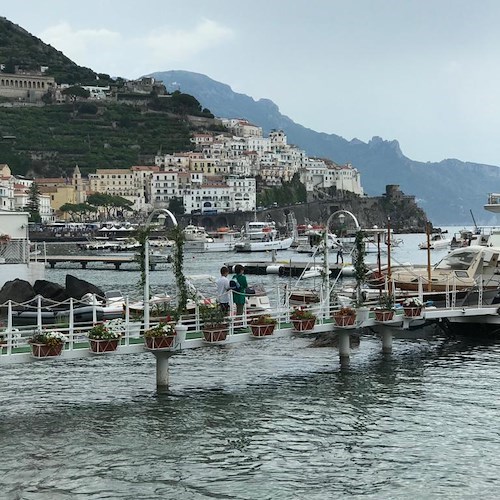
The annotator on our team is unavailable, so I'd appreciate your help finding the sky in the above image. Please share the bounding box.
[3,0,500,166]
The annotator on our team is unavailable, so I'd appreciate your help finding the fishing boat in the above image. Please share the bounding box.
[234,221,293,252]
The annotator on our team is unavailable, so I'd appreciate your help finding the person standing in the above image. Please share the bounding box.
[231,264,248,317]
[336,240,344,264]
[215,266,230,313]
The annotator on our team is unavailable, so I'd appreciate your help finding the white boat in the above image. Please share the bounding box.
[295,230,338,254]
[234,221,293,252]
[183,224,209,242]
[387,245,500,293]
[418,233,451,250]
[184,227,242,252]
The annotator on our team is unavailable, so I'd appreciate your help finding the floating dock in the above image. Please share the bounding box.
[224,260,343,277]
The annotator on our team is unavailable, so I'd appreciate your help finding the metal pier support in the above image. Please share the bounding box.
[153,351,172,392]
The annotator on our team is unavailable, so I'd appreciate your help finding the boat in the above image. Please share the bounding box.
[184,227,242,252]
[234,221,293,252]
[418,233,451,250]
[295,230,338,255]
[388,245,500,293]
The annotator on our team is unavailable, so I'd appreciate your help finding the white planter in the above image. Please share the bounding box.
[175,323,188,344]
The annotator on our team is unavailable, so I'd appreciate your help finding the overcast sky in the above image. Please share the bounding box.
[3,0,500,166]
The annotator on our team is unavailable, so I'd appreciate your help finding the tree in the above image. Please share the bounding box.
[168,197,185,215]
[87,192,133,219]
[62,86,90,100]
[26,182,41,223]
[60,202,97,221]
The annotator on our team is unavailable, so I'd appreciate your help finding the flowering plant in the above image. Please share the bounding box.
[402,297,424,307]
[144,322,176,338]
[250,314,277,325]
[336,306,356,316]
[290,307,316,320]
[88,318,125,340]
[29,329,68,347]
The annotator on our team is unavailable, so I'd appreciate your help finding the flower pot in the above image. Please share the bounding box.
[89,338,120,353]
[203,324,228,343]
[292,318,316,332]
[403,306,423,317]
[175,323,188,343]
[144,335,175,349]
[333,314,356,327]
[250,323,276,337]
[31,342,64,358]
[374,310,395,322]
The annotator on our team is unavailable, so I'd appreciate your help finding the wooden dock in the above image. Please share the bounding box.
[33,254,171,270]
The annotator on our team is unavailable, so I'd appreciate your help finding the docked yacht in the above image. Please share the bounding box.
[389,245,500,293]
[234,221,293,252]
[183,225,241,252]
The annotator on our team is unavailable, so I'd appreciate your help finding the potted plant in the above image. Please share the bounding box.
[290,307,317,332]
[402,297,424,317]
[249,314,277,337]
[144,321,176,350]
[88,318,124,353]
[333,306,357,327]
[29,329,67,358]
[199,304,228,343]
[373,293,395,322]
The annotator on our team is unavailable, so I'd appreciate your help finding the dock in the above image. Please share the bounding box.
[224,260,343,277]
[32,254,171,270]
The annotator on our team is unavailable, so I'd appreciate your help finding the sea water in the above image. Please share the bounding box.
[2,228,500,499]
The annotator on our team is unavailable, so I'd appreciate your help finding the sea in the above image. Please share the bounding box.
[2,227,500,499]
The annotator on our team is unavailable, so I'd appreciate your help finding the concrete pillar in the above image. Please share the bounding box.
[337,330,351,360]
[154,351,171,392]
[381,328,393,353]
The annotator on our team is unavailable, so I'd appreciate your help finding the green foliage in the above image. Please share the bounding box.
[86,192,133,219]
[170,225,188,315]
[0,103,194,176]
[257,173,307,207]
[168,197,185,215]
[62,86,90,99]
[250,314,277,325]
[353,231,369,304]
[27,182,41,223]
[59,202,97,221]
[376,292,394,310]
[199,304,227,328]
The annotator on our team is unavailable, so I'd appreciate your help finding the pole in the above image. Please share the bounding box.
[144,238,150,331]
[386,217,391,294]
[324,227,330,318]
[426,221,432,292]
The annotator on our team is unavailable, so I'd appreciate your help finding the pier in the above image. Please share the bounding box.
[32,254,171,270]
[1,292,499,391]
[224,259,343,277]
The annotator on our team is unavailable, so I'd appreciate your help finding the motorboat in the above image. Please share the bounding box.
[418,233,451,250]
[184,227,242,252]
[295,230,338,255]
[234,221,293,252]
[388,245,500,293]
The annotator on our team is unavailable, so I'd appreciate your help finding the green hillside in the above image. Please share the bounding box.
[0,103,215,177]
[0,16,99,84]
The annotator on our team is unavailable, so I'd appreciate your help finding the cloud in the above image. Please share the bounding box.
[40,19,233,78]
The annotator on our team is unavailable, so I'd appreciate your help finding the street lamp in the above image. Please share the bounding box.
[323,210,360,317]
[143,208,178,330]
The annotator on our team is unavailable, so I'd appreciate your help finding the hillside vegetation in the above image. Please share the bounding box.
[0,101,219,177]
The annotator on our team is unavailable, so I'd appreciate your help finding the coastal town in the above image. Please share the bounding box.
[0,70,363,221]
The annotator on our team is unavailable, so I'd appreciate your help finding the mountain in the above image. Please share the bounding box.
[150,70,500,225]
[0,17,100,84]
